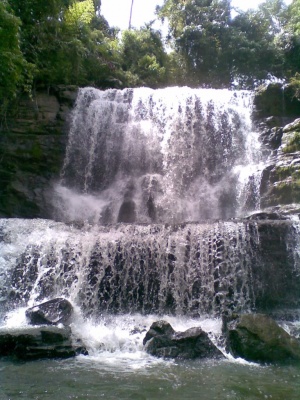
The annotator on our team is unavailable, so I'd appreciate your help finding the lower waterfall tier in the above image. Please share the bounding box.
[1,218,299,318]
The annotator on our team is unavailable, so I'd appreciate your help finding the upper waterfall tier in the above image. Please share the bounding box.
[55,87,264,224]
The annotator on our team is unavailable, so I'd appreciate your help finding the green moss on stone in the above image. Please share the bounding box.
[283,132,300,153]
[271,180,300,204]
[274,166,294,180]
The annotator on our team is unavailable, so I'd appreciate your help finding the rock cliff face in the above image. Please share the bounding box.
[0,86,77,218]
[253,83,300,212]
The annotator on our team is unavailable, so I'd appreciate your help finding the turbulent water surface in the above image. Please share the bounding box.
[1,354,300,399]
[1,310,300,399]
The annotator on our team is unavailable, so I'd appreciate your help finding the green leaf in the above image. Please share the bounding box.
[65,0,95,28]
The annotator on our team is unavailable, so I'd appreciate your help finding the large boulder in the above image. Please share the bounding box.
[226,314,300,363]
[143,320,224,360]
[143,320,175,345]
[0,325,87,361]
[26,298,73,325]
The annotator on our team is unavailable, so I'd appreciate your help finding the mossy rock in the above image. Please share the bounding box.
[265,181,300,206]
[261,160,300,206]
[272,165,300,182]
[282,118,300,133]
[227,314,300,363]
[282,132,300,154]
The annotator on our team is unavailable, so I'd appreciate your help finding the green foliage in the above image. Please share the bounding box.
[120,27,168,88]
[287,0,300,34]
[158,0,290,88]
[164,51,187,86]
[31,141,42,160]
[65,0,95,30]
[0,1,27,99]
[275,165,300,180]
[158,0,232,87]
[271,178,300,205]
[230,5,285,87]
[2,0,300,101]
[5,0,122,89]
[282,0,300,77]
[258,0,289,31]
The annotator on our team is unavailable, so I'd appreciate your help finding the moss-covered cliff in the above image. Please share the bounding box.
[254,83,300,212]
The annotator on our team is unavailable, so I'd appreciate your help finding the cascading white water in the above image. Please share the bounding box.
[53,87,264,224]
[1,215,300,366]
[0,219,258,317]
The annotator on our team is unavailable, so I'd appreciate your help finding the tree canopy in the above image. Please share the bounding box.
[0,1,29,100]
[120,27,168,88]
[157,0,295,88]
[1,0,300,109]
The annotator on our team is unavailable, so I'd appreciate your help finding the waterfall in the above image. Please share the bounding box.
[0,219,257,316]
[2,86,300,320]
[2,87,300,398]
[1,217,299,319]
[53,87,263,224]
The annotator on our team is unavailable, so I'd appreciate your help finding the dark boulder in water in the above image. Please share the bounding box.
[143,320,224,360]
[26,298,73,325]
[225,314,300,363]
[143,320,175,346]
[0,325,88,361]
